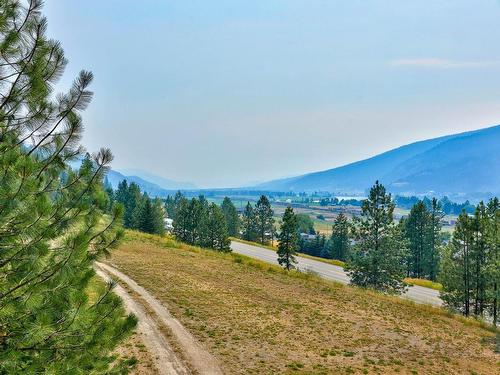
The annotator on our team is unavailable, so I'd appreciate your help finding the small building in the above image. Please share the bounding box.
[164,218,174,232]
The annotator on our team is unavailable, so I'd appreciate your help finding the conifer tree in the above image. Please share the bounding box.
[277,207,299,270]
[221,196,240,237]
[0,1,135,372]
[241,201,257,241]
[255,195,274,245]
[347,181,408,294]
[426,198,444,281]
[329,213,350,261]
[202,203,231,251]
[173,196,191,243]
[440,211,474,316]
[404,201,430,278]
[486,198,499,325]
[125,182,142,229]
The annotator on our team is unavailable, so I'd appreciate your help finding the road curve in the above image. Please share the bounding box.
[230,241,443,307]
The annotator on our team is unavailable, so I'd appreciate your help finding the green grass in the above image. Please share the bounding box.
[404,278,443,291]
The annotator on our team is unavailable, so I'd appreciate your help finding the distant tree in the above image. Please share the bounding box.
[440,211,474,316]
[173,197,230,251]
[221,197,240,236]
[134,194,165,235]
[330,213,350,261]
[103,176,114,212]
[0,1,135,371]
[255,195,275,244]
[151,198,167,235]
[125,182,142,229]
[277,207,299,270]
[296,213,316,234]
[404,201,430,278]
[202,203,231,251]
[426,198,444,281]
[241,202,257,241]
[486,198,499,325]
[173,197,191,243]
[347,181,408,294]
[440,202,500,320]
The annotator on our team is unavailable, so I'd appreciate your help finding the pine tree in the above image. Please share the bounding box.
[426,198,444,281]
[241,201,257,241]
[277,207,299,270]
[173,196,191,243]
[255,195,274,245]
[151,197,166,235]
[126,182,142,229]
[221,196,240,237]
[347,181,408,294]
[486,198,499,325]
[330,213,350,261]
[404,201,430,278]
[0,1,135,372]
[103,176,114,212]
[202,203,231,251]
[440,211,474,316]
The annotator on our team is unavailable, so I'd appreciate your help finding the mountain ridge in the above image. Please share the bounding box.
[255,124,500,197]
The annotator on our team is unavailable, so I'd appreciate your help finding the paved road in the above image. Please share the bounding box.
[230,241,443,307]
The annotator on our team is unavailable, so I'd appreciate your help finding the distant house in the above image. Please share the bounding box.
[300,233,317,241]
[164,218,174,232]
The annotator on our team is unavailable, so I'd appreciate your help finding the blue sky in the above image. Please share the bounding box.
[45,1,500,187]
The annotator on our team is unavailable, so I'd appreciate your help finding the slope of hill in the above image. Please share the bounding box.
[107,231,498,374]
[117,168,196,190]
[106,170,172,197]
[256,125,500,197]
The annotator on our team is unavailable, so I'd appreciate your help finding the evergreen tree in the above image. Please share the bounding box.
[277,207,299,270]
[202,203,231,251]
[0,1,135,372]
[173,197,191,243]
[426,198,444,281]
[440,211,474,316]
[241,201,257,241]
[126,182,142,229]
[486,198,499,325]
[404,201,430,278]
[103,176,114,212]
[296,213,316,234]
[347,181,408,294]
[330,213,350,261]
[151,197,166,235]
[221,197,240,236]
[255,195,274,245]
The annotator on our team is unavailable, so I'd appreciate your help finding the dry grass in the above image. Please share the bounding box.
[107,231,499,374]
[86,277,158,374]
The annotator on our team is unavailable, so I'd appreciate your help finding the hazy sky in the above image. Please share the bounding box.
[45,1,500,188]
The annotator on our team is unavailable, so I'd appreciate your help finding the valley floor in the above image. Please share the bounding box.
[105,231,498,374]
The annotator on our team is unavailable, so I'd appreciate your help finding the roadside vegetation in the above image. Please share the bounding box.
[108,231,499,374]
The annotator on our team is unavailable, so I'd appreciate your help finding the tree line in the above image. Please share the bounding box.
[166,193,232,251]
[106,179,166,235]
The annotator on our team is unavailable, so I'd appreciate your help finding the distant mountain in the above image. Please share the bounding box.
[116,169,196,190]
[256,125,500,198]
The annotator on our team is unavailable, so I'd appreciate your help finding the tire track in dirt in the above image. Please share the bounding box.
[95,262,223,375]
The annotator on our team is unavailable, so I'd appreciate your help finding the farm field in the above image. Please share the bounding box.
[105,231,499,374]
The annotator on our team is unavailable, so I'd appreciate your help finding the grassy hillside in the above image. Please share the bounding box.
[106,232,498,374]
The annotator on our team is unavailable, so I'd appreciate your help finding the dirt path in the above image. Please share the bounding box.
[95,262,223,375]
